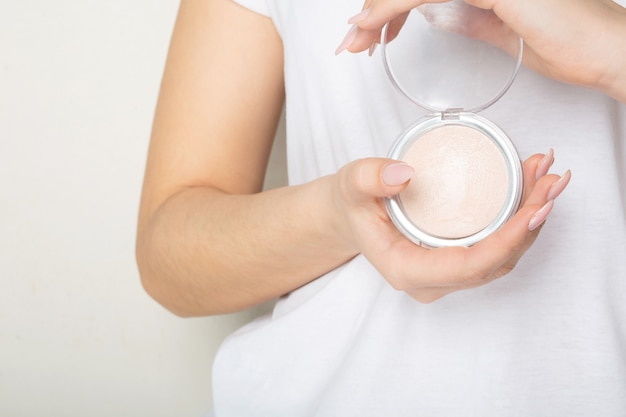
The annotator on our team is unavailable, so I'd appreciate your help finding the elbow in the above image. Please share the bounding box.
[135,236,205,318]
[136,271,193,318]
[136,266,211,318]
[135,251,177,317]
[135,225,264,317]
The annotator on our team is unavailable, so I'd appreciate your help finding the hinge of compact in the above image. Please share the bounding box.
[441,108,462,120]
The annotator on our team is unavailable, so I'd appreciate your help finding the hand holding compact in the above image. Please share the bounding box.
[337,0,626,101]
[331,154,570,302]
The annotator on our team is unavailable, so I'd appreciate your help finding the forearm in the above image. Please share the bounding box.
[136,177,356,317]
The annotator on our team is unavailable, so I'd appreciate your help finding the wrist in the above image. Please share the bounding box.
[595,4,626,102]
[315,173,362,258]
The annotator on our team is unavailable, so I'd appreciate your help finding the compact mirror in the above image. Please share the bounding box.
[382,1,523,113]
[381,3,525,248]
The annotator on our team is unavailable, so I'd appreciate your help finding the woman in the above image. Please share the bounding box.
[136,0,626,415]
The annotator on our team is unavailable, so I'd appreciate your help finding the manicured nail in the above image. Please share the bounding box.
[382,162,414,186]
[535,148,554,180]
[335,24,359,55]
[368,41,378,56]
[547,169,572,201]
[528,200,554,232]
[348,8,370,24]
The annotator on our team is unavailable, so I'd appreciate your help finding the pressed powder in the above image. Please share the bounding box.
[381,5,524,247]
[400,125,509,239]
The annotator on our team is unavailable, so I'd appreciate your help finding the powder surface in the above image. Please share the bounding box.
[400,124,509,239]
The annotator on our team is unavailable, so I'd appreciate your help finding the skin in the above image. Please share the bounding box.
[136,0,581,317]
[344,0,626,102]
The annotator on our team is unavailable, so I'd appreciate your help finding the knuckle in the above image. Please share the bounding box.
[341,159,372,201]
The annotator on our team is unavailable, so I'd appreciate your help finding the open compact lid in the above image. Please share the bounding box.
[381,1,524,114]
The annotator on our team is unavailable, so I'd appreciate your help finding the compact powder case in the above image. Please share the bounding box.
[381,5,524,248]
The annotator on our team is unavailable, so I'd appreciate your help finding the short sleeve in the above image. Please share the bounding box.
[232,0,270,17]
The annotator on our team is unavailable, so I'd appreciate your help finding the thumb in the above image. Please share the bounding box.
[341,158,414,203]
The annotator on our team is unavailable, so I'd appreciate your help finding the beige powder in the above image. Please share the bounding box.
[400,124,509,238]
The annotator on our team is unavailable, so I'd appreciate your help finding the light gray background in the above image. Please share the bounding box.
[0,1,286,415]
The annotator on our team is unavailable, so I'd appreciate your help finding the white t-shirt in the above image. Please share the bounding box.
[214,1,626,415]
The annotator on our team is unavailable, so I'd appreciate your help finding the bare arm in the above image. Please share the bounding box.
[136,0,356,316]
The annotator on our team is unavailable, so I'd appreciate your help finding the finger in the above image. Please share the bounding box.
[417,2,520,56]
[339,158,415,204]
[345,28,381,54]
[339,0,427,54]
[345,1,522,60]
[367,154,570,290]
[363,175,570,306]
[386,13,409,43]
[532,149,555,180]
[462,202,546,281]
[348,13,409,53]
[484,168,571,276]
[521,151,550,203]
[337,4,377,54]
[471,165,571,276]
[523,170,571,208]
[402,203,553,302]
[385,195,550,290]
[356,0,443,31]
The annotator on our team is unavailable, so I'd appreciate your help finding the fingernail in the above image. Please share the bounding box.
[368,41,378,56]
[347,8,370,24]
[536,148,554,180]
[382,162,414,186]
[528,200,554,232]
[547,169,572,201]
[335,24,359,55]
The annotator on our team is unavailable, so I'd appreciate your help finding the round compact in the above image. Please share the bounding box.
[382,4,524,248]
